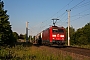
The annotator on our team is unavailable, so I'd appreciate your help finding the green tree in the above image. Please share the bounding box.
[0,1,16,46]
[19,34,27,40]
[70,22,90,45]
[75,28,88,45]
[82,22,90,44]
[13,32,19,40]
[19,34,24,39]
[70,32,77,45]
[78,35,88,45]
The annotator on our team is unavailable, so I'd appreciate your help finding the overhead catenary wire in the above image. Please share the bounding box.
[58,0,90,29]
[39,0,74,26]
[32,0,74,36]
[71,13,90,22]
[36,0,87,33]
[31,0,90,36]
[71,7,90,17]
[61,8,90,24]
[70,0,85,10]
[57,0,90,26]
[61,0,86,23]
[52,0,73,18]
[36,21,52,34]
[73,1,90,10]
[75,1,90,9]
[45,0,74,27]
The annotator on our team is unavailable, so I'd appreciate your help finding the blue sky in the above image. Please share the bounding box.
[2,0,90,36]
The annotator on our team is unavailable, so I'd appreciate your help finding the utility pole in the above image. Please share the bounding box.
[66,10,71,46]
[52,18,59,26]
[26,22,29,42]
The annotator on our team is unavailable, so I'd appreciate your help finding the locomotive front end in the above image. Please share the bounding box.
[50,26,66,45]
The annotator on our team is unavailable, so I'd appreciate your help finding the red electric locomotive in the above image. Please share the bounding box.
[42,26,66,45]
[36,19,66,45]
[36,26,66,45]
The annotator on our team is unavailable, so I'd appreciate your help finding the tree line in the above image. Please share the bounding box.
[69,22,90,45]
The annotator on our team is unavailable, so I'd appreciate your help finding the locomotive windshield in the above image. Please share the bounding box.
[52,29,64,33]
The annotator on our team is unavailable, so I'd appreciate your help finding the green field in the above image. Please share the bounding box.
[0,43,73,60]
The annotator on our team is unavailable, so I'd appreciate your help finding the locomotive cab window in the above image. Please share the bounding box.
[52,29,64,33]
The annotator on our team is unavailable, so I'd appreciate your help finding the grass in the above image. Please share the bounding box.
[0,43,73,60]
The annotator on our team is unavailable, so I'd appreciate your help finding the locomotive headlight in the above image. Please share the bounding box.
[52,35,56,37]
[60,35,64,37]
[53,38,55,39]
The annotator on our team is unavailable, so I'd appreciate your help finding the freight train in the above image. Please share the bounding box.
[35,26,66,46]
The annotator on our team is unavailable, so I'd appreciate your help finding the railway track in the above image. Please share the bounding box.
[33,44,90,60]
[49,45,90,57]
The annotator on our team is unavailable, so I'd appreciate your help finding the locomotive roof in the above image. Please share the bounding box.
[51,26,64,28]
[42,26,65,32]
